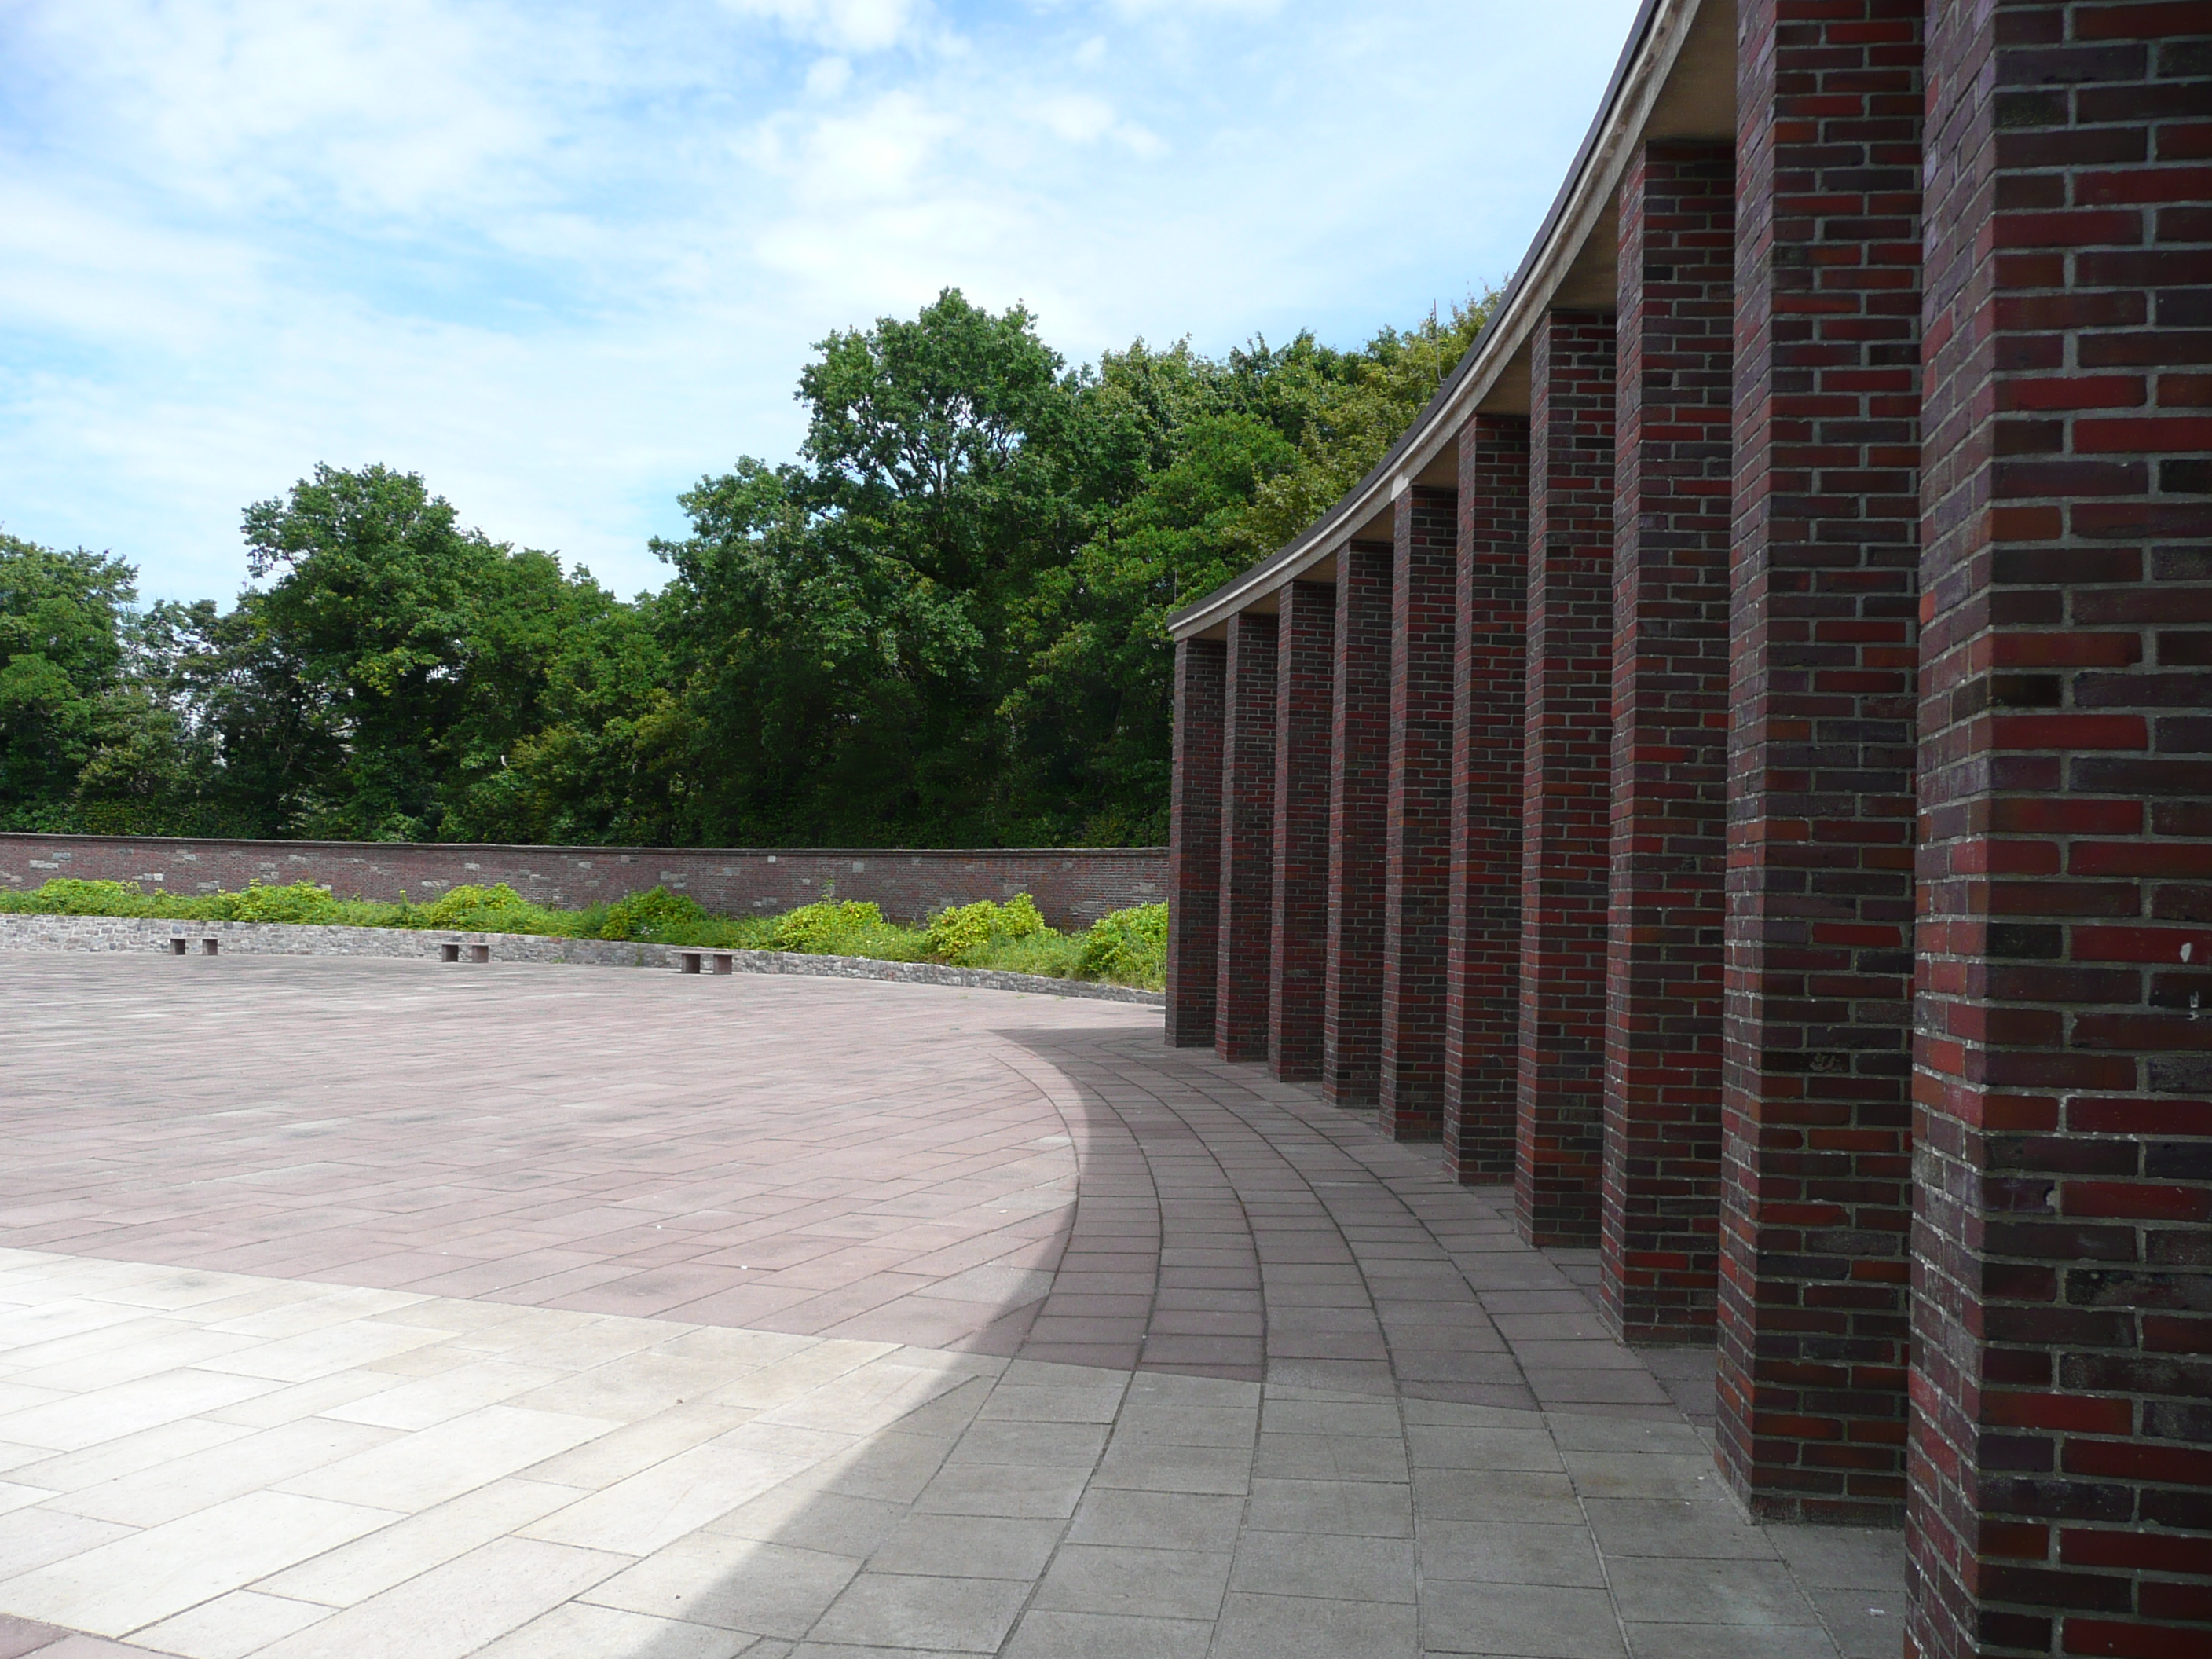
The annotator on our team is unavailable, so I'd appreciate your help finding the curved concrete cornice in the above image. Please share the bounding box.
[1166,0,1733,640]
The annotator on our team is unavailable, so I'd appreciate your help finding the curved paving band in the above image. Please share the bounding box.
[1161,3,2210,1656]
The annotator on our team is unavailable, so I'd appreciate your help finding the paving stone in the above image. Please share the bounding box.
[807,1572,1029,1652]
[1064,1489,1245,1551]
[1033,1544,1232,1620]
[1003,1610,1213,1659]
[1229,1531,1415,1602]
[867,1514,1064,1580]
[1418,1521,1606,1588]
[1243,1478,1413,1537]
[1421,1581,1627,1657]
[0,960,1905,1659]
[1210,1591,1419,1659]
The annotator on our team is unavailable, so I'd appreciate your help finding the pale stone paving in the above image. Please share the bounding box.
[0,954,1903,1657]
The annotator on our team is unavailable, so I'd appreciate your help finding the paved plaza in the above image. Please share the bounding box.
[0,954,1903,1657]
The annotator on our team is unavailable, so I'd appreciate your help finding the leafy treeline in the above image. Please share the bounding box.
[2,288,1489,848]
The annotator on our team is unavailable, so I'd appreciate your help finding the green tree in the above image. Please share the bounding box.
[0,533,211,831]
[651,290,1097,844]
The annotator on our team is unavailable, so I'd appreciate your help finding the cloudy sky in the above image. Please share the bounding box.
[1,0,1643,602]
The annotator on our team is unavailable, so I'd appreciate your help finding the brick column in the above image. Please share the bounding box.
[1601,141,1735,1342]
[1323,540,1393,1107]
[1912,9,2212,1657]
[1515,310,1617,1246]
[1379,485,1459,1140]
[1445,415,1531,1182]
[1719,0,1922,1523]
[1166,635,1225,1048]
[1270,582,1335,1082]
[1216,613,1278,1063]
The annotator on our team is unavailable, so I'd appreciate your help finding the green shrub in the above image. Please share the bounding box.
[925,893,1048,965]
[211,881,346,925]
[594,884,706,941]
[1075,902,1168,989]
[0,877,154,916]
[412,882,534,932]
[771,898,886,954]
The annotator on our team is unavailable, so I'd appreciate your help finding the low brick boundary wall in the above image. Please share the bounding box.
[0,834,1166,929]
[0,914,1165,1007]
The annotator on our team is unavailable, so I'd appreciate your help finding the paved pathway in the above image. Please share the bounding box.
[0,954,1903,1657]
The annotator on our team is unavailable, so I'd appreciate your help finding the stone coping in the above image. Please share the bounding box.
[0,912,1166,1006]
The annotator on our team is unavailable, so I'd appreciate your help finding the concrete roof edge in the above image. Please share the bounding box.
[1164,0,1699,641]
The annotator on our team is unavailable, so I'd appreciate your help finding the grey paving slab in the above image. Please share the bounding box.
[1032,1543,1232,1619]
[1210,1592,1420,1659]
[1229,1530,1417,1602]
[1422,1581,1627,1657]
[1417,1522,1606,1588]
[1002,1610,1212,1659]
[1243,1477,1415,1538]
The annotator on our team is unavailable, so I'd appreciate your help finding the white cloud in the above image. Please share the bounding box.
[721,0,926,54]
[0,0,1646,601]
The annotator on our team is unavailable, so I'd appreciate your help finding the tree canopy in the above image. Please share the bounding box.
[2,286,1491,847]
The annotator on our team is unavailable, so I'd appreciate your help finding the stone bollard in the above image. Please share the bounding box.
[679,952,703,974]
[712,954,734,975]
[469,944,490,964]
[441,943,461,963]
[170,938,189,956]
[201,938,218,956]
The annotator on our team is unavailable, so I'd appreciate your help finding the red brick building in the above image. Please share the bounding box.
[1163,3,2210,1654]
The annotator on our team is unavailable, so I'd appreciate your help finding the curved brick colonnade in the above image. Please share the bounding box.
[1163,3,2210,1656]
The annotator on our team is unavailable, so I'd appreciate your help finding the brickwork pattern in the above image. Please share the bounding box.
[1167,638,1227,1047]
[1912,6,2212,1656]
[0,835,1163,931]
[1515,310,1619,1247]
[1271,582,1337,1082]
[1217,613,1280,1063]
[1379,485,1462,1141]
[1324,542,1396,1106]
[1446,416,1533,1184]
[1719,0,1924,1525]
[1601,141,1737,1343]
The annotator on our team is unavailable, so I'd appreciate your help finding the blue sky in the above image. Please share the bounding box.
[0,0,1643,603]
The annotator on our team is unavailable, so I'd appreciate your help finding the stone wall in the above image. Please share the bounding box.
[0,834,1166,929]
[0,914,1164,1006]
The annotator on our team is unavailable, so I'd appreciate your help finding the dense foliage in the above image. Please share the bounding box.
[0,877,1170,989]
[2,287,1489,848]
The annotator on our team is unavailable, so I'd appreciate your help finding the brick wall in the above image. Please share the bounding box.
[0,835,1165,931]
[1719,0,1924,1525]
[1217,613,1280,1064]
[1913,5,2212,1656]
[1445,415,1532,1183]
[1516,309,1619,1247]
[1271,581,1337,1082]
[1167,637,1227,1046]
[1601,141,1736,1342]
[1324,541,1396,1106]
[1379,485,1461,1141]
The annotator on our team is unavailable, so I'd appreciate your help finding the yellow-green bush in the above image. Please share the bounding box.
[771,898,886,954]
[925,893,1048,965]
[1075,902,1167,989]
[594,884,706,941]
